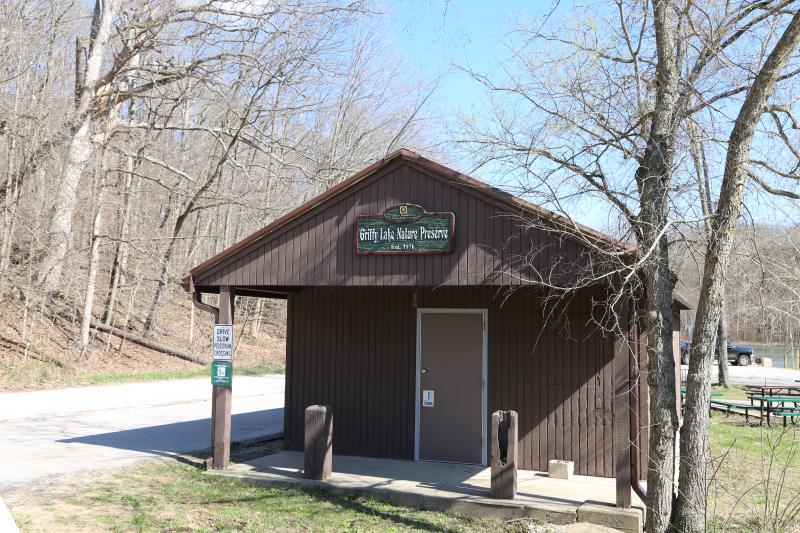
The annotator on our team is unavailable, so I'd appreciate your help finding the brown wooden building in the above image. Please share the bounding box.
[184,150,690,507]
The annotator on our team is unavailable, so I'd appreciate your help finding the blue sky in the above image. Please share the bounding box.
[384,1,800,231]
[385,1,615,230]
[390,1,537,113]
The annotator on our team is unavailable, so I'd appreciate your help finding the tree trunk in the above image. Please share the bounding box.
[189,302,195,347]
[0,56,24,285]
[252,298,264,339]
[91,320,204,365]
[688,120,733,389]
[102,154,135,325]
[38,0,114,293]
[640,2,680,531]
[143,109,252,335]
[674,11,800,532]
[0,140,21,287]
[641,253,679,531]
[79,168,105,355]
[143,233,180,335]
[717,303,731,388]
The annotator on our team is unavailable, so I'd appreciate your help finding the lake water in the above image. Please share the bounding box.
[750,344,798,369]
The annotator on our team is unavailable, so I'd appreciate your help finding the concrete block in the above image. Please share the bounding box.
[354,486,425,510]
[424,495,577,524]
[548,459,574,480]
[757,357,772,367]
[520,501,578,525]
[424,497,526,520]
[563,524,622,533]
[577,502,643,533]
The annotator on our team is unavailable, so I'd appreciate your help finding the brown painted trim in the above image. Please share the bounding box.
[613,295,632,508]
[402,157,633,252]
[189,285,298,297]
[185,152,411,284]
[183,149,635,289]
[629,317,646,501]
[211,286,235,470]
[188,157,408,286]
[192,290,219,322]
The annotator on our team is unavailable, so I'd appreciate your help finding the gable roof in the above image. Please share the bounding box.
[184,149,631,291]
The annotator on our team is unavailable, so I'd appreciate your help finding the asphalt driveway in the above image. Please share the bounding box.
[0,375,284,492]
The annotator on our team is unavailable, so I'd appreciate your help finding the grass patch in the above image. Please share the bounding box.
[70,363,284,387]
[711,385,749,401]
[7,441,519,533]
[707,413,800,531]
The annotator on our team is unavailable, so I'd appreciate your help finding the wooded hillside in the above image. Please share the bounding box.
[673,224,800,346]
[2,0,799,394]
[0,0,436,388]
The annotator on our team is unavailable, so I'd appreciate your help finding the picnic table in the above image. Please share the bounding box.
[681,387,723,411]
[709,399,761,423]
[744,385,800,397]
[747,395,800,426]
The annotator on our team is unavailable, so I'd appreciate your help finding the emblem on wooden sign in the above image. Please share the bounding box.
[355,204,455,254]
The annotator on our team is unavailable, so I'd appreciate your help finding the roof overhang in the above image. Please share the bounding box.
[672,278,695,310]
[182,149,636,292]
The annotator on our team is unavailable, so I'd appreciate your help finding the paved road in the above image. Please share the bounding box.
[0,375,284,493]
[727,364,800,386]
[681,363,800,387]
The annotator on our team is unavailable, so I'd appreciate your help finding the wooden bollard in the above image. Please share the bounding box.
[304,405,333,480]
[490,410,518,499]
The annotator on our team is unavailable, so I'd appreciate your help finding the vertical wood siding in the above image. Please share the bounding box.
[283,285,617,477]
[194,161,574,289]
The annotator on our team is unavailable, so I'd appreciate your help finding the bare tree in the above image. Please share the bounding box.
[0,0,437,364]
[38,0,115,293]
[455,1,800,530]
[688,123,732,387]
[675,10,800,531]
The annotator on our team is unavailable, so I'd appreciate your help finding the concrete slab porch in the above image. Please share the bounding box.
[209,451,645,533]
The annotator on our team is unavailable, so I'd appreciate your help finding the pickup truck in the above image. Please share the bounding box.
[680,341,753,366]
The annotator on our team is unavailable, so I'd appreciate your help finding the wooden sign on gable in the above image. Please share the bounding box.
[355,204,455,255]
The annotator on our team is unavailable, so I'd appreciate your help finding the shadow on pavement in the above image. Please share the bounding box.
[57,408,283,459]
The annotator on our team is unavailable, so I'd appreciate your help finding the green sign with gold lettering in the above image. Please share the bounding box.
[355,204,454,255]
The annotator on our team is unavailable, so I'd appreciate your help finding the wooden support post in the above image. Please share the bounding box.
[613,296,632,508]
[490,410,518,499]
[304,405,333,480]
[212,286,235,470]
